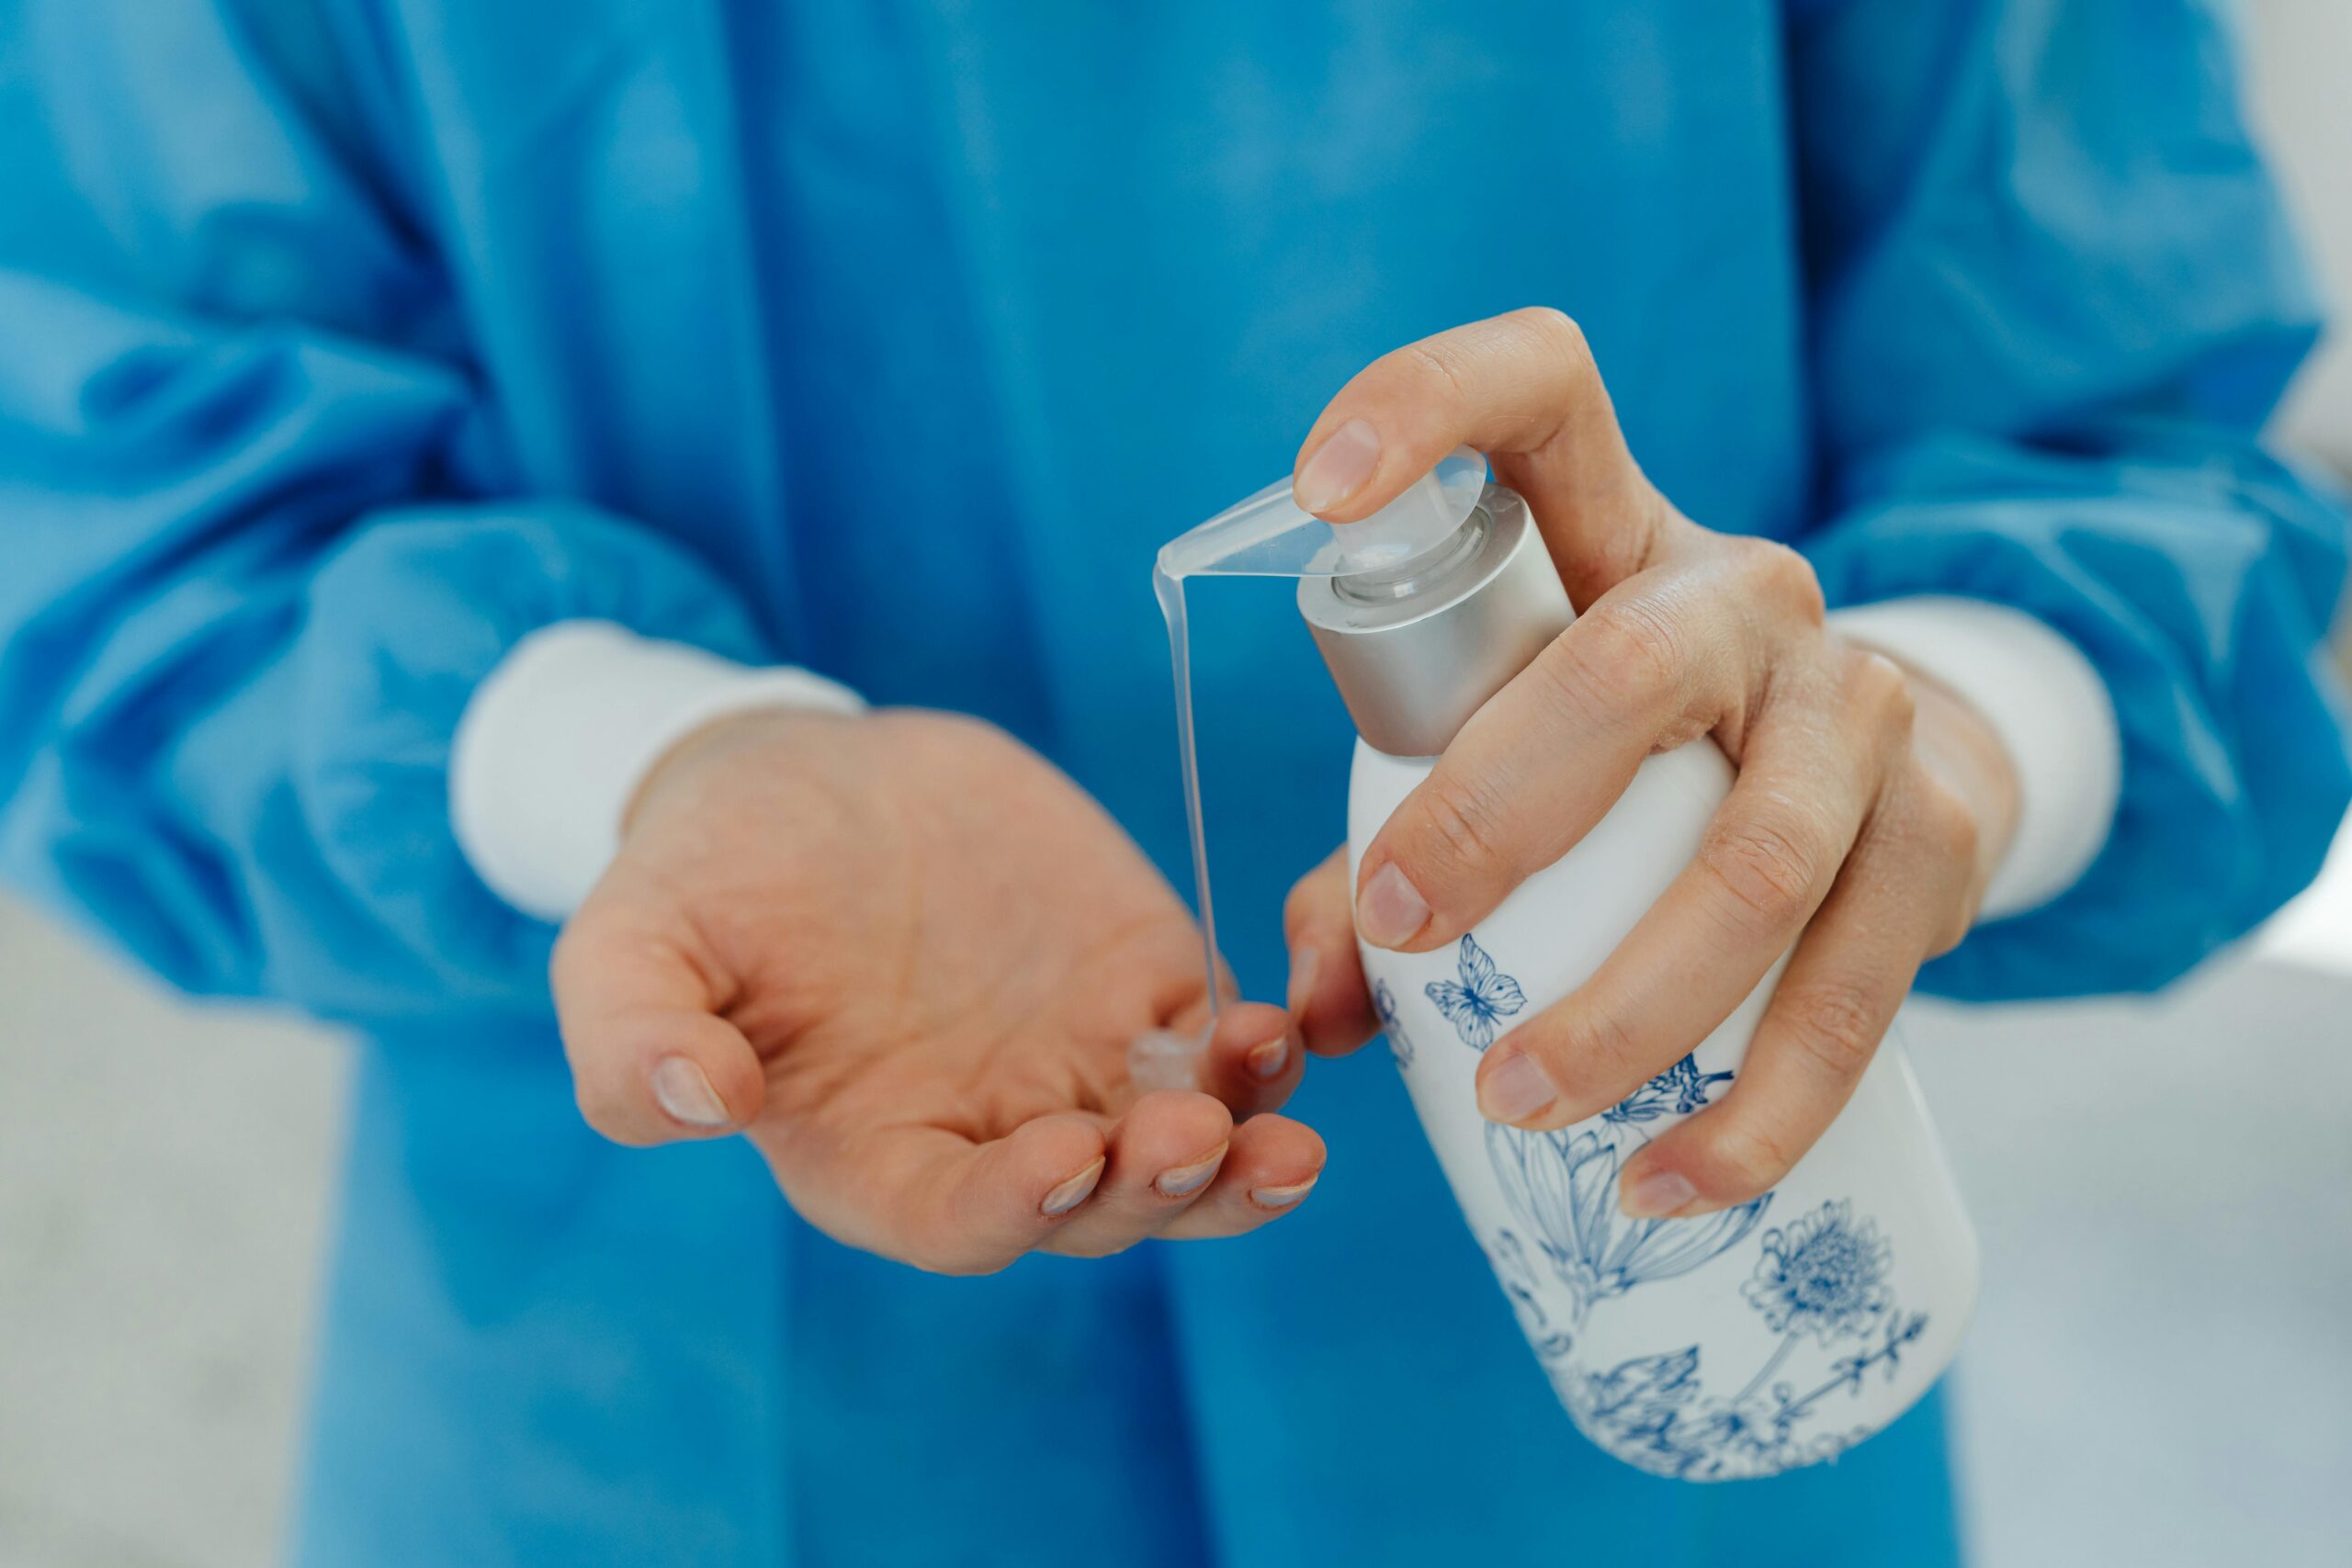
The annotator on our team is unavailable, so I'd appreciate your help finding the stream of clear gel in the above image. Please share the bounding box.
[1127,561,1220,1093]
[1157,561,1219,1008]
[1129,451,1489,1094]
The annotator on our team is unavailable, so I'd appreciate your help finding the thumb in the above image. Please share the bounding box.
[549,882,767,1145]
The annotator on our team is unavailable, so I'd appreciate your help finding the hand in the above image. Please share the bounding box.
[1280,309,2019,1218]
[550,707,1324,1274]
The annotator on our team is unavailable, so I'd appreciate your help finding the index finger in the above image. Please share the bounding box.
[1291,307,1680,604]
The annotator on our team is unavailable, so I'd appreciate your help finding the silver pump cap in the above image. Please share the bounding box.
[1296,483,1572,758]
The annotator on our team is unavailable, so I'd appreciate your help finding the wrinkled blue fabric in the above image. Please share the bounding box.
[2,2,2345,1564]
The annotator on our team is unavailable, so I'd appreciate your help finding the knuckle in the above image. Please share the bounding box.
[1909,772,1982,876]
[1282,876,1317,935]
[1415,769,1519,884]
[1845,647,1914,727]
[1707,1119,1797,1200]
[1395,341,1474,407]
[1779,977,1887,1080]
[548,924,592,995]
[1901,781,1984,954]
[1516,643,1614,745]
[1926,906,1973,959]
[1558,1007,1645,1088]
[1736,537,1826,626]
[1700,809,1824,934]
[1510,304,1592,367]
[1565,598,1685,717]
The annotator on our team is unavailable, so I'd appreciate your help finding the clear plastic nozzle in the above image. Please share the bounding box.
[1157,447,1488,581]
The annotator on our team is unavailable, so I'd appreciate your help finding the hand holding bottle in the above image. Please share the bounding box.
[548,706,1324,1273]
[1281,308,2020,1220]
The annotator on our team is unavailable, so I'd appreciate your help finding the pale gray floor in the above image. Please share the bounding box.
[1909,957,2352,1568]
[3,6,2350,1568]
[0,904,345,1568]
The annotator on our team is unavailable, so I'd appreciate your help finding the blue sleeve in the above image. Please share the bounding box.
[0,5,774,1022]
[1787,0,2352,998]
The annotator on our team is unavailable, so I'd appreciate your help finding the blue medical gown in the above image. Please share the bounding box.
[2,2,2346,1563]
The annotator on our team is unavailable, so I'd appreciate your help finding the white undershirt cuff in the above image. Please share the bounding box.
[449,621,865,921]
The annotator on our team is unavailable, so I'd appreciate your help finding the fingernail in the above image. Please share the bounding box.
[1285,947,1322,1014]
[1355,863,1431,950]
[1042,1157,1106,1216]
[1250,1176,1319,1209]
[1155,1145,1228,1198]
[651,1056,730,1127]
[1621,1168,1699,1218]
[1248,1032,1291,1080]
[1477,1048,1557,1124]
[1295,418,1382,514]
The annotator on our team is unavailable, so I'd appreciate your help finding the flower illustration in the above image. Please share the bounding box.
[1562,1333,1910,1482]
[1487,1122,1769,1320]
[1540,1207,1930,1481]
[1602,1053,1736,1125]
[1485,1227,1574,1359]
[1826,1309,1930,1396]
[1373,978,1413,1067]
[1742,1201,1892,1342]
[1683,1393,1785,1458]
[1585,1345,1702,1425]
[1560,1346,1710,1477]
[1424,934,1525,1050]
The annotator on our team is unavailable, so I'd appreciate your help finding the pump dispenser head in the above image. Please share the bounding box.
[1161,447,1574,759]
[1156,447,1489,581]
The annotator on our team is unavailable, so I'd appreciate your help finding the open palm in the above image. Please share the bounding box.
[552,708,1324,1273]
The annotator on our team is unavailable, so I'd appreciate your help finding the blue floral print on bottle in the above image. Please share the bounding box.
[1742,1201,1892,1342]
[1424,933,1525,1050]
[1561,1304,1932,1481]
[1486,1122,1770,1326]
[1484,1227,1575,1360]
[1414,935,1938,1479]
[1557,1347,1713,1475]
[1532,1198,1931,1480]
[1560,1345,1873,1481]
[1373,978,1414,1067]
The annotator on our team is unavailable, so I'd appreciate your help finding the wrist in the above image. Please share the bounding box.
[450,622,865,920]
[623,705,867,837]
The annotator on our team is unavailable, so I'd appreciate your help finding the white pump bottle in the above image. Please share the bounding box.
[1160,453,1977,1481]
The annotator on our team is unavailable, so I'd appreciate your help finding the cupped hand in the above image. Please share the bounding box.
[1281,309,2019,1219]
[551,707,1324,1274]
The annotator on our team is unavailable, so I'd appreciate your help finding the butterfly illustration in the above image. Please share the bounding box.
[1423,934,1527,1050]
[1602,1054,1736,1125]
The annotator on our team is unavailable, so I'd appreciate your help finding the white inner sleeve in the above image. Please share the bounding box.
[449,621,866,921]
[454,604,2116,928]
[1828,595,2122,921]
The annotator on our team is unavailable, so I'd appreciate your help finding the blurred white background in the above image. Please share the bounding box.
[3,6,2349,1565]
